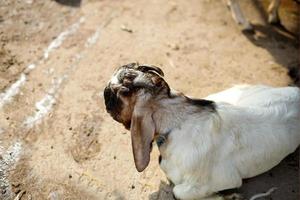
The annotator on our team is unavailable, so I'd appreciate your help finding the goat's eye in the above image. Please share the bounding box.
[123,78,132,87]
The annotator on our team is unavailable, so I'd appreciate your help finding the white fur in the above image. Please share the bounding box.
[155,85,300,200]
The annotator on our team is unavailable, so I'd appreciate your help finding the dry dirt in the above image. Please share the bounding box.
[0,0,299,200]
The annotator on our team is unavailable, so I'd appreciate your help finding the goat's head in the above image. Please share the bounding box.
[104,63,169,172]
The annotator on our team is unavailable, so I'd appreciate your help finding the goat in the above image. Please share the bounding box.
[104,63,300,200]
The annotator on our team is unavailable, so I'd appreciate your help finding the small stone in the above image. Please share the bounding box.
[121,25,133,33]
[131,185,135,189]
[172,44,180,51]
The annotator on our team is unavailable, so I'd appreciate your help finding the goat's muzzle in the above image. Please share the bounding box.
[104,86,123,120]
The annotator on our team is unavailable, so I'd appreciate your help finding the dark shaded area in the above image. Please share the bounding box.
[288,64,300,86]
[243,24,300,87]
[220,149,299,200]
[54,0,81,7]
[238,148,299,200]
[244,0,300,87]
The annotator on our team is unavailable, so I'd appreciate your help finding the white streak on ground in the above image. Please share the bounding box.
[0,17,85,109]
[249,187,277,200]
[23,26,102,128]
[23,76,66,128]
[44,17,85,59]
[0,142,22,200]
[0,74,26,109]
[85,27,101,48]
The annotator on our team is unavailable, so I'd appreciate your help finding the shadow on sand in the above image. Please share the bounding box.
[244,0,299,86]
[54,0,82,7]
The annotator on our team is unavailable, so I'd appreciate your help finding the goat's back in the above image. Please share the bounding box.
[213,85,300,178]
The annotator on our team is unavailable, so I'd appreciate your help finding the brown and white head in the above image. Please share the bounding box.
[104,63,170,172]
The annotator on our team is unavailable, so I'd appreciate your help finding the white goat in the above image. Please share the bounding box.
[226,0,281,31]
[104,63,300,200]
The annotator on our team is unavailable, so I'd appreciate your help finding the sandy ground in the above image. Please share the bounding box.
[0,0,299,199]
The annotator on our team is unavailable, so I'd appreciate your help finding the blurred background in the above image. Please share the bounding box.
[0,0,299,199]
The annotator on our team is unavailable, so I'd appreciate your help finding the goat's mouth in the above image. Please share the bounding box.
[104,86,119,112]
[123,120,131,130]
[104,85,134,129]
[103,86,124,121]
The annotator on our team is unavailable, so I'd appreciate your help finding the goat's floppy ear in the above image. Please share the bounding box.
[130,106,155,172]
[137,65,164,77]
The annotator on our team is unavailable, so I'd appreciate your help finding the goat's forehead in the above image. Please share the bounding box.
[109,68,143,84]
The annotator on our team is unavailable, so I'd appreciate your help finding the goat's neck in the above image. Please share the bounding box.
[153,94,205,135]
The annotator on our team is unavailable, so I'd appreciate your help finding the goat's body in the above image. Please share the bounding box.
[158,85,300,200]
[104,66,300,200]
